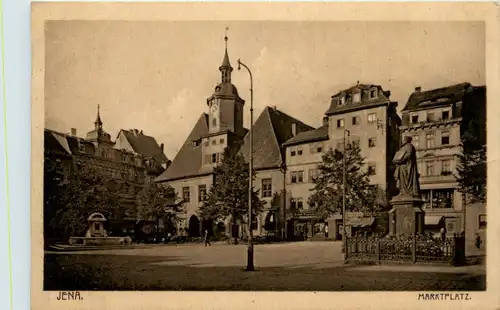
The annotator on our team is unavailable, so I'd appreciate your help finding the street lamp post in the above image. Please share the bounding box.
[237,59,255,271]
[342,129,350,260]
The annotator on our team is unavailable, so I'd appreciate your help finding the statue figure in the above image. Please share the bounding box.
[393,136,421,198]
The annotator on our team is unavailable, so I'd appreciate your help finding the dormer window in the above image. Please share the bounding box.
[353,92,361,103]
[193,140,200,147]
[369,89,377,99]
[339,96,346,106]
[411,114,419,123]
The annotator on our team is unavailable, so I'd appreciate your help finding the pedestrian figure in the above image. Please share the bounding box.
[475,233,482,249]
[204,229,211,247]
[324,224,329,238]
[440,227,447,242]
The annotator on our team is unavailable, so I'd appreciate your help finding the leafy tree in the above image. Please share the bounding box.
[198,147,264,242]
[456,121,487,204]
[48,165,121,239]
[137,182,184,232]
[308,144,382,218]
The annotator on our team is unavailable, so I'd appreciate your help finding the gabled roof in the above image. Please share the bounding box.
[156,107,313,182]
[282,124,329,147]
[155,114,210,182]
[118,129,168,164]
[402,82,472,112]
[239,106,314,169]
[325,83,392,116]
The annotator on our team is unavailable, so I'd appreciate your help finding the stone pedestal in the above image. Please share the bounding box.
[389,196,425,235]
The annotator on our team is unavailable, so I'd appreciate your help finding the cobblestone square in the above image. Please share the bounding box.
[44,242,485,291]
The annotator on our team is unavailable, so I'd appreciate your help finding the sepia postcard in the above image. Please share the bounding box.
[31,2,500,310]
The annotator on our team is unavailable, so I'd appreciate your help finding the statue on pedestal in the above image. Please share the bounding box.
[393,136,421,198]
[389,136,425,236]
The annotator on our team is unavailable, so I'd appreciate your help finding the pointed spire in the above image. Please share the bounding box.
[219,27,233,83]
[94,104,103,129]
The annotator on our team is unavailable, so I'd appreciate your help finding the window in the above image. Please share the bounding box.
[352,116,360,126]
[411,114,419,123]
[426,162,434,176]
[193,140,200,147]
[291,148,296,156]
[298,171,304,182]
[442,110,450,120]
[212,118,217,128]
[433,189,454,208]
[441,159,451,174]
[426,132,435,149]
[353,92,361,103]
[368,138,376,148]
[308,169,319,182]
[204,154,211,165]
[336,119,345,128]
[441,131,450,145]
[339,96,346,106]
[367,163,376,176]
[212,139,216,145]
[182,187,190,203]
[316,143,323,153]
[297,146,303,156]
[261,178,272,198]
[413,135,420,149]
[203,141,209,147]
[291,171,297,183]
[427,112,435,122]
[368,113,377,124]
[478,214,486,229]
[211,153,217,163]
[219,138,224,144]
[198,185,207,202]
[369,89,377,98]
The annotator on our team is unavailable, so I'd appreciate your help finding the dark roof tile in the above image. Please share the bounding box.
[402,82,472,111]
[282,124,329,147]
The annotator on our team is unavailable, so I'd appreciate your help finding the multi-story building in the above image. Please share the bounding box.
[399,82,486,236]
[44,107,169,240]
[281,83,402,239]
[281,118,329,239]
[155,37,312,239]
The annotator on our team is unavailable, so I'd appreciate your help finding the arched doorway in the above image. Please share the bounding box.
[264,211,278,232]
[188,215,200,237]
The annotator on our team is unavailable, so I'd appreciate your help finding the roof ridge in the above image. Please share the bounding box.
[264,107,285,166]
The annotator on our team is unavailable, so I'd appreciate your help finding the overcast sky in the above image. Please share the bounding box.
[45,21,485,159]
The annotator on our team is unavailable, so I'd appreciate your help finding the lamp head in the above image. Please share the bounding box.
[237,59,241,70]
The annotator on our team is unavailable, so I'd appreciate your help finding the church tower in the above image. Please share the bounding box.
[206,33,245,136]
[201,32,246,168]
[86,105,114,155]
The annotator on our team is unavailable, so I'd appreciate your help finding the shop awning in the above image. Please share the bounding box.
[346,217,375,227]
[425,215,443,226]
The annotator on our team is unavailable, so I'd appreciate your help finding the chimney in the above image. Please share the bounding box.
[322,116,329,126]
[70,128,77,136]
[291,123,297,136]
[415,86,422,92]
[140,130,143,135]
[160,143,164,152]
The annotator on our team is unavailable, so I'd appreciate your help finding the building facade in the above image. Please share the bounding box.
[281,83,401,239]
[155,37,312,239]
[399,82,486,236]
[44,107,169,240]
